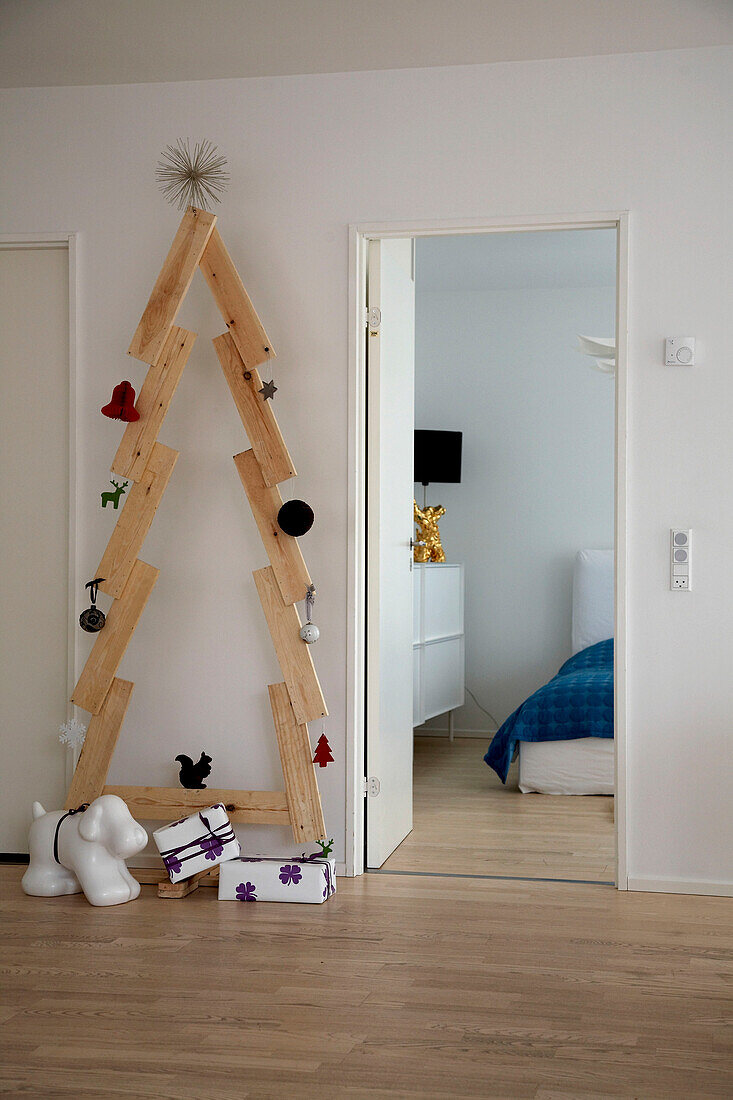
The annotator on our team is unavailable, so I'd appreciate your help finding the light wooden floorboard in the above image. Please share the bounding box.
[381,736,615,881]
[1,865,731,1098]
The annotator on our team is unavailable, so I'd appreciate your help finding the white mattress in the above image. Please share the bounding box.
[519,737,614,795]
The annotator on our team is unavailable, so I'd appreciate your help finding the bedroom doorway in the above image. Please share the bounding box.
[348,213,628,887]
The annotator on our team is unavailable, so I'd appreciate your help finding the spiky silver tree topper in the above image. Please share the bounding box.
[156,139,229,211]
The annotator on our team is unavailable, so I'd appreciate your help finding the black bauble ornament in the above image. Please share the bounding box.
[79,606,106,633]
[79,577,106,633]
[277,499,314,537]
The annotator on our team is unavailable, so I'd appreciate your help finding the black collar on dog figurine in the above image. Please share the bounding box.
[53,804,89,865]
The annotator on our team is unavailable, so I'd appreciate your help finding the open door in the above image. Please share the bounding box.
[366,238,415,867]
[0,245,70,851]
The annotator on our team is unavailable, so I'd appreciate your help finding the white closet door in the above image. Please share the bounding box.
[366,237,415,868]
[0,247,70,852]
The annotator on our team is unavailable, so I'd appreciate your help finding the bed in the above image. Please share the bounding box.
[485,549,614,795]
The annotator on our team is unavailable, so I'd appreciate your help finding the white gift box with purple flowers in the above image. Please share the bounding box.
[153,804,240,883]
[218,855,337,904]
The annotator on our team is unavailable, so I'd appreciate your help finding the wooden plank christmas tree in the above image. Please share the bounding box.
[67,206,327,859]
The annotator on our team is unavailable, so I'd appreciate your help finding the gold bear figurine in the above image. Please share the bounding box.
[414,499,447,563]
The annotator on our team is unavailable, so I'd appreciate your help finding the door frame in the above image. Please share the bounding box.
[0,231,80,791]
[346,212,629,884]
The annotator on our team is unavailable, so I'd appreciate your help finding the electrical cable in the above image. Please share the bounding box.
[464,686,499,730]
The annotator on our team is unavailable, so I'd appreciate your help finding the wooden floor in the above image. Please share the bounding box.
[381,737,615,881]
[1,864,731,1098]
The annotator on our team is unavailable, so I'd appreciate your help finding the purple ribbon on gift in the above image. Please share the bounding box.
[159,811,237,872]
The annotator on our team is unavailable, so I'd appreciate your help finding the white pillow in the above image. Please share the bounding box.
[571,549,614,655]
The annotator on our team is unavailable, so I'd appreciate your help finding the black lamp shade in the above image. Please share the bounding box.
[414,430,462,486]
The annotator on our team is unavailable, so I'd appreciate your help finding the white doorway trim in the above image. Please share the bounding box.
[0,231,79,791]
[346,212,629,884]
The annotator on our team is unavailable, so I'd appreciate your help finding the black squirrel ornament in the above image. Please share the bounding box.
[175,752,213,790]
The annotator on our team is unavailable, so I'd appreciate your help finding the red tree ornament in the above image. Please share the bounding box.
[101,380,140,422]
[312,734,334,768]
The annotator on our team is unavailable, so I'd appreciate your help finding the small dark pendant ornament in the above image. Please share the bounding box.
[277,499,314,537]
[79,578,106,633]
[101,381,140,422]
[258,379,277,401]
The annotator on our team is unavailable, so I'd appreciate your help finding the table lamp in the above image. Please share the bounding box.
[413,430,462,563]
[414,430,462,508]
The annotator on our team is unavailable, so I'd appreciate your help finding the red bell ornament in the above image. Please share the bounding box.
[101,381,140,422]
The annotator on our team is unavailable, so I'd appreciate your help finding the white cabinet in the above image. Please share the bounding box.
[413,563,465,728]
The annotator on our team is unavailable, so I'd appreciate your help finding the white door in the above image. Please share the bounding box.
[0,246,70,852]
[366,238,415,867]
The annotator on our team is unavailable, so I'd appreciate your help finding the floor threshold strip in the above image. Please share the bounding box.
[367,867,614,886]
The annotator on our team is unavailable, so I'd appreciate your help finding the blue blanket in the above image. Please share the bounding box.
[484,639,613,783]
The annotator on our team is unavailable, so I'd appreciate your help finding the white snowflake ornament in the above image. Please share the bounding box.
[59,718,87,750]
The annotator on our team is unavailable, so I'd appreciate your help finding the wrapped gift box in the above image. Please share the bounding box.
[153,804,240,883]
[219,855,336,904]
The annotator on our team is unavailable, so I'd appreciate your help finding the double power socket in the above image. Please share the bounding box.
[671,530,691,590]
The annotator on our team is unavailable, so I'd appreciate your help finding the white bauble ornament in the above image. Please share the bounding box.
[300,623,320,644]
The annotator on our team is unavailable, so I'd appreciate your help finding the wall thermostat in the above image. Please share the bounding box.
[666,337,695,365]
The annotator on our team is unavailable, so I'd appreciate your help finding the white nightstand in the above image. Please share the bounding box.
[413,563,465,738]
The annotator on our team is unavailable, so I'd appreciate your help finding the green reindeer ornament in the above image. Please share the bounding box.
[101,478,128,509]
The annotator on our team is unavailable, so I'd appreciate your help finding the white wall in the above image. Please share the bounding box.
[414,234,616,732]
[1,46,731,887]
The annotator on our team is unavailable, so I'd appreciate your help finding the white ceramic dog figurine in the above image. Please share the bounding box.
[22,794,147,906]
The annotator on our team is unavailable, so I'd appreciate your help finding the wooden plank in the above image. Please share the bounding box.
[71,560,159,714]
[130,867,169,885]
[113,327,195,482]
[132,867,219,888]
[98,444,178,598]
[268,682,326,843]
[103,785,290,825]
[64,679,134,808]
[234,449,310,605]
[158,866,219,899]
[213,331,295,487]
[199,227,275,370]
[128,207,216,365]
[253,566,328,726]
